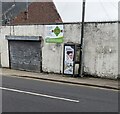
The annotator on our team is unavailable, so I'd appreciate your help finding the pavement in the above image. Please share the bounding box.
[0,68,119,90]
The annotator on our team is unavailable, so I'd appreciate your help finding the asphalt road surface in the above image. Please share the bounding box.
[1,75,118,112]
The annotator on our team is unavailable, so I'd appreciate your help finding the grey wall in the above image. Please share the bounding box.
[63,23,118,79]
[0,22,118,79]
[84,23,118,79]
[0,53,1,67]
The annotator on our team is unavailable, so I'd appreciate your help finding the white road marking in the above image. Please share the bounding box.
[0,87,79,103]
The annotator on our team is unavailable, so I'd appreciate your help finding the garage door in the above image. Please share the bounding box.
[7,36,42,72]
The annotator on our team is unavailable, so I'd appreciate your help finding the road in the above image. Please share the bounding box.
[1,75,118,112]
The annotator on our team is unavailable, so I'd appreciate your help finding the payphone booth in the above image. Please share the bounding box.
[63,43,80,77]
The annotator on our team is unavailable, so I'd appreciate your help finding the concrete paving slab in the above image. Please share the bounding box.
[0,68,119,90]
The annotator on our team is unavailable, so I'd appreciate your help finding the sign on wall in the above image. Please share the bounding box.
[45,25,64,43]
[63,45,75,75]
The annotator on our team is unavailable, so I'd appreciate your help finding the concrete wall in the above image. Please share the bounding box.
[0,26,10,67]
[0,22,118,79]
[84,23,118,79]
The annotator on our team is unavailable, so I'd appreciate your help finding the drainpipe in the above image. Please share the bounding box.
[79,0,86,77]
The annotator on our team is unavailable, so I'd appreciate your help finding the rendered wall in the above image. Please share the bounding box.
[0,22,118,79]
[84,23,118,79]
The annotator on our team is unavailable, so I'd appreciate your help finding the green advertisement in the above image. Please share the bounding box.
[45,25,64,43]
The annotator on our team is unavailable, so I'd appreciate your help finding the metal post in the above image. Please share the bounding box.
[79,0,86,77]
[26,0,29,19]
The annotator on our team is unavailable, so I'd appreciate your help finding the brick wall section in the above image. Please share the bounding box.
[11,2,62,25]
